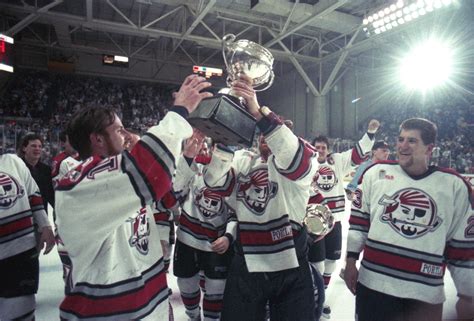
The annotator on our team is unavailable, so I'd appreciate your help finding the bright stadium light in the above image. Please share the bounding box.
[362,0,458,37]
[399,39,453,91]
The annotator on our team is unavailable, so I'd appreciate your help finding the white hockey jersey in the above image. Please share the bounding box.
[311,134,374,221]
[347,162,473,304]
[174,156,237,252]
[207,118,318,273]
[0,154,50,260]
[55,111,192,320]
[51,152,80,184]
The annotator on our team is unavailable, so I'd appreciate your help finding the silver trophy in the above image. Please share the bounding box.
[303,204,335,236]
[188,34,274,147]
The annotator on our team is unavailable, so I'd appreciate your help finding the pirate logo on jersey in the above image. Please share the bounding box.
[313,165,338,192]
[194,187,226,219]
[379,189,441,238]
[0,172,24,209]
[128,207,150,255]
[237,169,278,215]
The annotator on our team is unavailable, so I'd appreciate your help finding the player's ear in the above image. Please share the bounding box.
[90,132,104,147]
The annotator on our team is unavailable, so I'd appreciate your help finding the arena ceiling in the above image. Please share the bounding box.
[0,0,470,93]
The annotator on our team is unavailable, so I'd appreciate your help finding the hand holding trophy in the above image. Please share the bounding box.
[187,34,274,147]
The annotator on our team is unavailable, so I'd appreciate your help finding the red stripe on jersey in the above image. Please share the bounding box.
[446,246,474,261]
[284,144,314,181]
[308,193,325,205]
[239,226,293,246]
[29,195,44,207]
[179,215,219,239]
[51,152,68,177]
[161,191,177,209]
[326,199,345,210]
[364,246,445,275]
[0,216,33,237]
[351,147,365,165]
[349,216,370,227]
[130,143,172,201]
[60,269,167,317]
[203,299,223,312]
[153,212,169,223]
[181,294,200,307]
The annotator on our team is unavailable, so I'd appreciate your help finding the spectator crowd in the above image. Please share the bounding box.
[1,69,473,173]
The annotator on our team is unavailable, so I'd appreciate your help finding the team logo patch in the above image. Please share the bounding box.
[313,165,338,192]
[0,172,24,209]
[128,207,150,255]
[237,169,278,215]
[352,189,363,209]
[194,187,226,219]
[379,188,441,238]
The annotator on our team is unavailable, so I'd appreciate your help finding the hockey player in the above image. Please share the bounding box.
[344,118,473,321]
[345,140,390,199]
[55,74,212,320]
[51,130,81,294]
[205,75,319,321]
[51,130,80,185]
[173,130,237,321]
[0,152,55,320]
[309,120,379,318]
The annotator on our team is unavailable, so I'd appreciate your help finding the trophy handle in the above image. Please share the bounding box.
[222,34,236,72]
[254,70,275,92]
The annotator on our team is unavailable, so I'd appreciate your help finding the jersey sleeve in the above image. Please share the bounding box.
[265,124,316,182]
[121,111,193,206]
[445,179,473,298]
[346,165,374,258]
[15,155,50,229]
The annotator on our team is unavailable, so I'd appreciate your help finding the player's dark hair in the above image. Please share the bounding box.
[399,118,437,145]
[17,133,43,157]
[67,106,116,159]
[312,135,330,148]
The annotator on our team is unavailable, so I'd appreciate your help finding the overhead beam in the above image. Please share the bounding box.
[172,0,216,52]
[321,27,360,95]
[267,28,320,97]
[6,0,63,36]
[106,0,136,27]
[1,3,322,64]
[86,0,93,21]
[264,0,347,48]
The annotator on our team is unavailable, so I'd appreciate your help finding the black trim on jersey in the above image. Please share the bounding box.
[140,133,175,179]
[12,309,35,321]
[347,251,360,260]
[170,106,189,119]
[121,154,149,207]
[242,243,296,255]
[368,238,444,259]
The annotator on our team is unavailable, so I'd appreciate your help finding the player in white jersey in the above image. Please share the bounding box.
[51,130,81,294]
[309,120,379,318]
[172,131,237,321]
[55,74,212,320]
[205,75,319,321]
[344,118,473,321]
[0,153,55,321]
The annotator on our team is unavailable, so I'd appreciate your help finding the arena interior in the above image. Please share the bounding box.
[0,0,473,320]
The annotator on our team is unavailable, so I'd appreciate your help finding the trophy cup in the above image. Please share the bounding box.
[188,34,274,147]
[303,204,335,236]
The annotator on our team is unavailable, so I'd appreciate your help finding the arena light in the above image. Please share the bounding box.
[362,0,456,37]
[114,55,129,62]
[399,39,453,91]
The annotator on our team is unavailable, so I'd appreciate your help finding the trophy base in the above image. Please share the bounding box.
[188,95,257,147]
